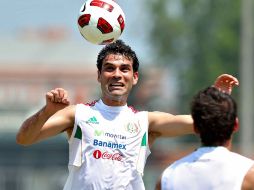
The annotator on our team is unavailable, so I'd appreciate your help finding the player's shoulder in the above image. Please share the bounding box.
[75,100,99,109]
[84,100,99,107]
[242,164,254,190]
[127,106,148,118]
[74,100,101,116]
[127,105,139,113]
[79,100,99,107]
[62,104,77,117]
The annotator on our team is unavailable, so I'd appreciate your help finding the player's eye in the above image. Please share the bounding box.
[121,66,131,72]
[104,66,114,72]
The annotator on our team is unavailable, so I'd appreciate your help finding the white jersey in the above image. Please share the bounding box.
[63,100,150,190]
[161,147,254,190]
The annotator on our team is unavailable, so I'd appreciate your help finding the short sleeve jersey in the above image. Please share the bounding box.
[161,147,254,190]
[63,100,150,190]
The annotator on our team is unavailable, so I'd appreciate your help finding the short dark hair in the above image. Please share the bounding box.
[96,40,139,72]
[191,86,237,146]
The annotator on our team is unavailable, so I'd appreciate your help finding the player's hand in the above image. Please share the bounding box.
[213,74,239,94]
[45,88,70,115]
[46,88,70,104]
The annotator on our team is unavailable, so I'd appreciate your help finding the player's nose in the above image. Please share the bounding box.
[113,68,122,78]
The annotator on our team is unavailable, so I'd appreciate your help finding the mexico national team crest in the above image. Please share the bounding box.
[125,122,140,134]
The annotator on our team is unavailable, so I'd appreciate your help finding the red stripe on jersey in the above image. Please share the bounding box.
[128,106,139,113]
[84,100,98,107]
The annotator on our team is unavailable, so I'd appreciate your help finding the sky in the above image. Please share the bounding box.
[0,0,153,64]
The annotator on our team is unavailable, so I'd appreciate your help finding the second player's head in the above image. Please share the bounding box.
[191,86,238,146]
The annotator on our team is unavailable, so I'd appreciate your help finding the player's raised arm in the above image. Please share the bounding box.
[148,112,193,137]
[148,74,239,145]
[16,88,74,146]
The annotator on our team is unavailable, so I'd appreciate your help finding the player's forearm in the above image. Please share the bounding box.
[16,106,51,146]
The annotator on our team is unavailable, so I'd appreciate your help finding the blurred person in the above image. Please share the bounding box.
[157,86,254,190]
[16,40,239,190]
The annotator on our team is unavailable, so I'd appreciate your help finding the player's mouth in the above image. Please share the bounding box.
[109,83,124,89]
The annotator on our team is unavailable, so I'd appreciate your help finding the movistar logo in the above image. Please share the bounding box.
[86,116,99,124]
[94,129,127,140]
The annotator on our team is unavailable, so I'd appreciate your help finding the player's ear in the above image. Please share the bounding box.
[133,72,139,85]
[233,117,239,132]
[97,70,101,82]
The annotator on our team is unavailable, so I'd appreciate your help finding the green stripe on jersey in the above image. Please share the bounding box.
[74,125,82,140]
[141,133,147,146]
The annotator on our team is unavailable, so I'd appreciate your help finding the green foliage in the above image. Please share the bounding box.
[146,0,240,112]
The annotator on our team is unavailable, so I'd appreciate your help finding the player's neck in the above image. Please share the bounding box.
[224,139,233,150]
[201,139,232,150]
[101,97,127,106]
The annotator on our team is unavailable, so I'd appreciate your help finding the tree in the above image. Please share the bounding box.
[146,0,240,112]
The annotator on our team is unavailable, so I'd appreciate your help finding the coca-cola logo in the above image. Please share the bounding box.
[93,150,123,162]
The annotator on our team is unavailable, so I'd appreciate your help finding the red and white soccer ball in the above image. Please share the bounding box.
[77,0,125,45]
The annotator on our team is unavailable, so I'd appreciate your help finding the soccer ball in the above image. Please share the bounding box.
[77,0,125,45]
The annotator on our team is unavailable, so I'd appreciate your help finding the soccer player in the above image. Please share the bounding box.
[157,86,254,190]
[16,40,239,190]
